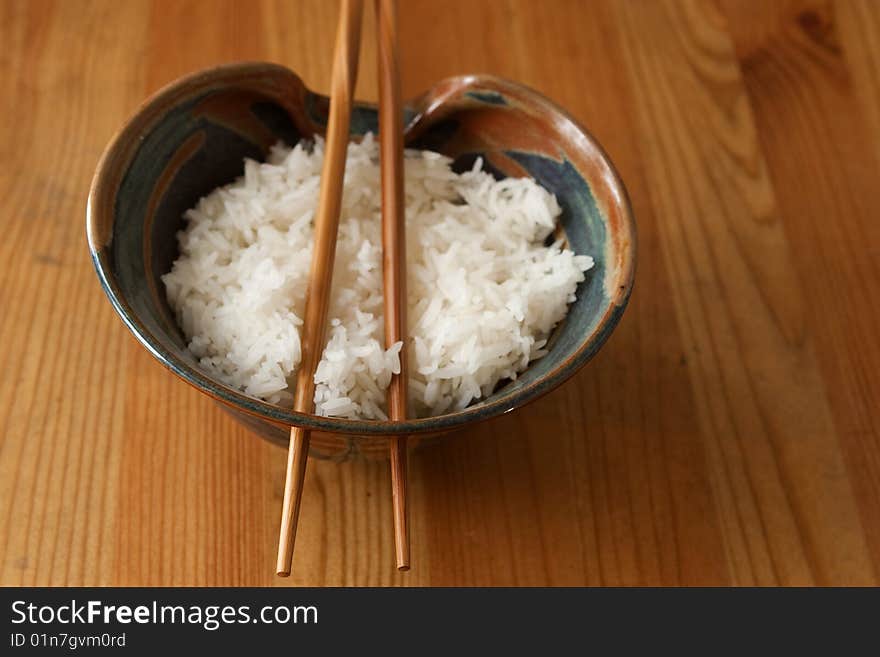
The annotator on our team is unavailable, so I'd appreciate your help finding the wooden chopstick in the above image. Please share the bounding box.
[276,0,364,578]
[376,0,410,571]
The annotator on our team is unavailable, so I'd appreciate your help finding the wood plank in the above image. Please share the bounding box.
[720,0,880,579]
[0,0,149,585]
[612,0,875,584]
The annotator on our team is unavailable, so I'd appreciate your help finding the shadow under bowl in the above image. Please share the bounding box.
[87,62,636,460]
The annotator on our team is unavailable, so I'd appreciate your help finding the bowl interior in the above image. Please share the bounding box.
[88,63,634,435]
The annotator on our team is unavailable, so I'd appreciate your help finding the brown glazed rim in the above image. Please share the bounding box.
[87,62,636,436]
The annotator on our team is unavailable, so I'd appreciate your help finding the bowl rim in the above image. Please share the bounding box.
[87,61,636,436]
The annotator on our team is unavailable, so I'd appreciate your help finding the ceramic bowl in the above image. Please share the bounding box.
[87,62,636,459]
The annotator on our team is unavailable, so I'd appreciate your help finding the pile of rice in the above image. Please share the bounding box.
[162,134,593,419]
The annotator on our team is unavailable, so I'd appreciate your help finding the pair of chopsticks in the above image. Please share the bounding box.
[276,0,410,577]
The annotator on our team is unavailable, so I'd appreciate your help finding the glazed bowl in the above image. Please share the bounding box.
[87,62,636,460]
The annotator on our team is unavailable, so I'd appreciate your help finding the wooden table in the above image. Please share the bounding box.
[2,0,879,586]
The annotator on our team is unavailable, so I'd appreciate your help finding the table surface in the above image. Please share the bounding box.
[2,0,880,586]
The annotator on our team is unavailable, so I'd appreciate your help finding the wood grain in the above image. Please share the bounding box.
[614,0,874,585]
[720,0,880,577]
[1,0,878,586]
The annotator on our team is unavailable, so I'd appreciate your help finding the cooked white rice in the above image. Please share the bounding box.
[162,134,593,419]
